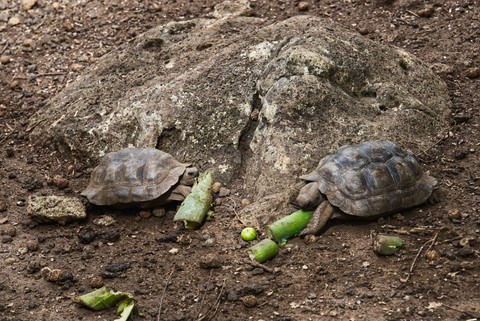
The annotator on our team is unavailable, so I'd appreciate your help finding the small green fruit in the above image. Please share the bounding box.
[241,227,257,241]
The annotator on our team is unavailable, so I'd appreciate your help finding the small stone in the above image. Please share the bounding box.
[297,1,309,11]
[212,182,222,194]
[93,215,116,226]
[307,292,317,300]
[0,200,7,212]
[329,310,338,317]
[26,261,41,274]
[240,198,251,207]
[90,276,104,288]
[417,5,434,18]
[152,207,166,217]
[26,239,39,252]
[23,38,34,47]
[241,295,257,308]
[304,234,317,245]
[44,268,63,282]
[218,187,231,197]
[138,210,152,219]
[71,63,84,72]
[425,250,439,261]
[17,247,28,255]
[52,175,69,189]
[447,208,461,220]
[466,67,480,79]
[5,257,16,265]
[0,104,6,118]
[199,253,222,269]
[9,79,19,89]
[169,248,179,254]
[7,16,21,26]
[0,55,11,64]
[20,0,37,11]
[0,223,16,237]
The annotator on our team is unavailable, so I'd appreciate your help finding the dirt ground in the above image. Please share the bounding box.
[1,0,479,320]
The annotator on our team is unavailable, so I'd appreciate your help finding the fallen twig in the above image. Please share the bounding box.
[242,258,275,273]
[441,303,479,319]
[401,232,438,283]
[157,269,175,321]
[195,270,213,320]
[198,278,226,321]
[0,43,8,55]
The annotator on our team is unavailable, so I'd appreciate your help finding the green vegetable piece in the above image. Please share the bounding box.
[115,298,135,321]
[267,209,313,245]
[248,239,280,263]
[75,286,132,311]
[241,227,257,241]
[373,235,405,255]
[173,172,214,229]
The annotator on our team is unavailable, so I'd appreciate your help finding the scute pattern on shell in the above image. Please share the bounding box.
[302,141,436,216]
[81,148,188,206]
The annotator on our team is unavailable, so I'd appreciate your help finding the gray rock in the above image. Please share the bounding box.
[27,196,86,225]
[28,3,450,225]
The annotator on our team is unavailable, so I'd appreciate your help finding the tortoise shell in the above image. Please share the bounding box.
[300,140,437,216]
[81,148,193,207]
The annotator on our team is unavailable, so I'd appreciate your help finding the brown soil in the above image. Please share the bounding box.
[1,1,479,320]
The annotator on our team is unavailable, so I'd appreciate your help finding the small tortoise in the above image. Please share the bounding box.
[294,140,437,235]
[81,148,199,208]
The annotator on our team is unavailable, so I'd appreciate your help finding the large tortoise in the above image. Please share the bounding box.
[81,148,199,208]
[293,140,437,235]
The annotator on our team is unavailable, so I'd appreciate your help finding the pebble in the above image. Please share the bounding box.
[0,55,11,64]
[93,215,116,226]
[0,200,6,212]
[71,63,84,72]
[199,253,222,269]
[138,210,152,219]
[329,310,338,317]
[89,276,105,288]
[17,247,28,255]
[241,295,257,308]
[212,182,222,194]
[447,208,461,220]
[218,187,231,197]
[8,16,21,26]
[304,234,317,245]
[52,175,69,189]
[0,223,16,237]
[5,257,16,265]
[152,207,166,217]
[26,261,41,274]
[21,0,37,11]
[417,5,434,18]
[466,67,480,79]
[425,250,439,261]
[297,1,309,11]
[26,239,39,252]
[169,247,179,254]
[240,198,251,207]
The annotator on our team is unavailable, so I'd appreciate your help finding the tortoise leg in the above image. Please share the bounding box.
[300,201,334,236]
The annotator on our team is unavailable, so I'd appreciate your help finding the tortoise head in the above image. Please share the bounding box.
[296,182,324,210]
[179,166,199,186]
